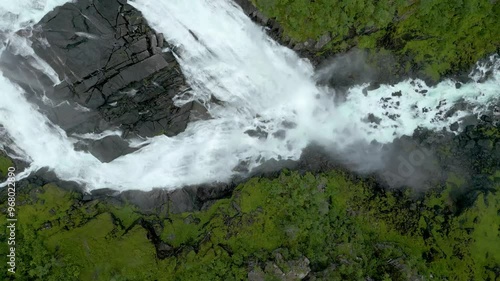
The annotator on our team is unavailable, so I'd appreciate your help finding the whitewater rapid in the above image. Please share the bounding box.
[0,0,498,190]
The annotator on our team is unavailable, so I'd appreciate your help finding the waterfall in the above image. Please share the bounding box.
[0,0,498,190]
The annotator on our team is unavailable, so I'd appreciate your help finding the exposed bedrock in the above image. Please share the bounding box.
[1,0,208,162]
[31,0,208,138]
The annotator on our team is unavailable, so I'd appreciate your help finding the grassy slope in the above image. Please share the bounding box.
[252,0,500,80]
[0,169,499,280]
[0,154,13,180]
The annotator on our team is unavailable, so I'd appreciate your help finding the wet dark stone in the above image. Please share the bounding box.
[461,115,479,128]
[388,114,400,121]
[88,135,138,163]
[156,242,174,259]
[147,33,157,48]
[168,188,198,214]
[129,37,148,54]
[480,115,493,123]
[82,194,93,201]
[245,127,269,139]
[86,89,106,109]
[272,129,287,140]
[134,50,150,62]
[391,91,402,97]
[364,113,382,124]
[10,0,212,160]
[157,33,165,48]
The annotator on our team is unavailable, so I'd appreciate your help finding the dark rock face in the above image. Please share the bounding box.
[87,135,137,163]
[95,182,234,215]
[31,0,207,138]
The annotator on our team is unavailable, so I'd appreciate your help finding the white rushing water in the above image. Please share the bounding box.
[0,0,499,190]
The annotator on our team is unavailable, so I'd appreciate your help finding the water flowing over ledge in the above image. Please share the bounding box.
[0,0,499,191]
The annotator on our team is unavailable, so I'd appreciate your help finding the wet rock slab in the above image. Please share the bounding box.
[30,0,208,140]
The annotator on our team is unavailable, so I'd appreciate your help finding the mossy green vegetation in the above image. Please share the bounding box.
[1,169,499,280]
[0,154,13,180]
[251,0,500,80]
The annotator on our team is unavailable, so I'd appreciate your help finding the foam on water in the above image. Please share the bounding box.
[0,0,499,190]
[0,0,68,85]
[0,0,71,32]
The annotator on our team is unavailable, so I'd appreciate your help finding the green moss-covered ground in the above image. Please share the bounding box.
[0,154,13,181]
[251,0,500,80]
[1,167,498,280]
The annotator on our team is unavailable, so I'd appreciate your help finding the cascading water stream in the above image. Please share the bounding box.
[0,0,498,191]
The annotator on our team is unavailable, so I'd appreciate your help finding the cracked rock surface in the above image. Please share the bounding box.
[31,0,207,140]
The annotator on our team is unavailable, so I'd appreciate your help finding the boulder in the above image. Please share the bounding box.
[30,0,208,140]
[87,135,137,163]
